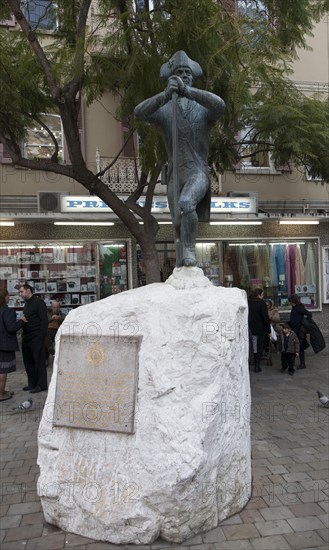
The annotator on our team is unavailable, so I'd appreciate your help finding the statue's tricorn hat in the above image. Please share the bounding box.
[160,50,203,80]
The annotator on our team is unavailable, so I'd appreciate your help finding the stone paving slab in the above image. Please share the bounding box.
[0,349,328,549]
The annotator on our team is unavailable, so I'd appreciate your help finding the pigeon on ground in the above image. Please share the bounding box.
[13,398,33,411]
[316,391,329,408]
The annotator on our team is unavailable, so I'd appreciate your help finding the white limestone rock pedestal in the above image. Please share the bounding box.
[37,267,251,544]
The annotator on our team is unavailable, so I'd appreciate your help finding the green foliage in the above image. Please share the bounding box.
[0,0,328,182]
[0,31,53,141]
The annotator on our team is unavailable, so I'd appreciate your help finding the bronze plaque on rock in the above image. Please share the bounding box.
[53,334,141,434]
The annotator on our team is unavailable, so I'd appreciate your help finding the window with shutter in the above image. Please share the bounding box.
[0,15,15,27]
[240,126,271,169]
[24,113,63,160]
[62,99,86,165]
[0,142,13,164]
[121,120,137,158]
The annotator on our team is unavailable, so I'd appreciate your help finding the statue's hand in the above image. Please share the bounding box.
[165,75,186,99]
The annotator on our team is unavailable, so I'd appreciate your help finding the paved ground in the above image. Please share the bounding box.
[1,347,328,550]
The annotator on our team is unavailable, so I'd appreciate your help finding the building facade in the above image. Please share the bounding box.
[0,5,328,333]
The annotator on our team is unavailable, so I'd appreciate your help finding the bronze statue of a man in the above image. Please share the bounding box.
[134,51,225,267]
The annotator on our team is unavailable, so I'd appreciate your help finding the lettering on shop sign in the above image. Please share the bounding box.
[61,195,257,214]
[53,334,142,434]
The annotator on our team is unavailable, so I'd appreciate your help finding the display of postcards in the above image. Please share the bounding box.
[88,294,96,303]
[61,308,69,316]
[57,281,67,292]
[80,295,89,305]
[67,265,84,276]
[44,296,52,307]
[112,263,121,276]
[60,294,72,306]
[295,284,316,294]
[46,281,57,293]
[8,296,17,307]
[26,280,35,289]
[39,253,54,263]
[6,294,21,307]
[27,270,39,279]
[120,266,127,284]
[66,278,80,291]
[0,266,13,278]
[80,284,88,292]
[39,269,50,278]
[67,252,78,263]
[87,281,96,292]
[16,252,35,263]
[34,282,46,293]
[7,279,20,294]
[53,246,66,263]
[85,266,96,277]
[5,255,16,264]
[17,268,28,279]
[71,294,80,305]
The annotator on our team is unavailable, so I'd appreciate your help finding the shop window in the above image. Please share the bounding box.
[98,242,128,298]
[136,242,220,286]
[0,243,97,315]
[21,0,57,31]
[136,239,320,311]
[223,240,320,310]
[322,246,329,304]
[24,114,63,161]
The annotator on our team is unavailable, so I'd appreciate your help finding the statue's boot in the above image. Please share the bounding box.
[182,247,197,266]
[181,210,197,266]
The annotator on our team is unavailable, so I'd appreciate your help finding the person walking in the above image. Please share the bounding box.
[278,323,300,376]
[248,288,271,373]
[0,288,26,400]
[289,294,312,369]
[18,283,48,393]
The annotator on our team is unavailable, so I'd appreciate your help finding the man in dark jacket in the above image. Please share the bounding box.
[19,283,48,393]
[248,288,271,373]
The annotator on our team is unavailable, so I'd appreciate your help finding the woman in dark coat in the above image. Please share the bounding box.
[248,288,271,373]
[0,288,25,400]
[289,294,312,369]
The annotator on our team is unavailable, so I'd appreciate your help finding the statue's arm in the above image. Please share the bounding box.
[185,87,225,120]
[134,92,168,122]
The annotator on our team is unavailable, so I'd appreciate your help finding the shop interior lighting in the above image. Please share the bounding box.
[0,221,15,226]
[139,221,172,224]
[210,221,263,226]
[279,220,319,225]
[53,222,114,226]
[269,242,305,245]
[228,243,265,247]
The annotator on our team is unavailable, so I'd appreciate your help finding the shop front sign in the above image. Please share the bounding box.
[61,196,257,214]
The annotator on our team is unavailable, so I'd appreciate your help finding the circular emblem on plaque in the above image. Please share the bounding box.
[87,344,105,367]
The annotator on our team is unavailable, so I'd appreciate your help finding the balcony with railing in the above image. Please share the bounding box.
[96,150,222,195]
